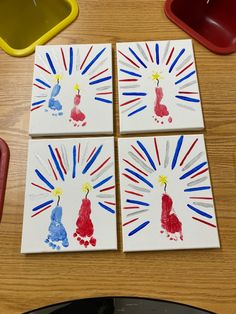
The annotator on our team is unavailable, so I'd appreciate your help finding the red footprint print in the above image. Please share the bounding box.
[73,193,96,248]
[160,193,183,241]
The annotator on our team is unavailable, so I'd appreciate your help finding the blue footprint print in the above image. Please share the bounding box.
[45,75,63,116]
[45,193,69,250]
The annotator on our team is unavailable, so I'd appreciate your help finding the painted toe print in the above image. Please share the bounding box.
[30,44,113,136]
[118,134,220,252]
[117,39,204,133]
[21,137,117,253]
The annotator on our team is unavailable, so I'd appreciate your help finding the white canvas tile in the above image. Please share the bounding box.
[117,39,204,133]
[118,134,220,252]
[29,44,113,136]
[21,137,117,253]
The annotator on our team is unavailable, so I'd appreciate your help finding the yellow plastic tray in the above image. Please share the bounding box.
[0,0,79,57]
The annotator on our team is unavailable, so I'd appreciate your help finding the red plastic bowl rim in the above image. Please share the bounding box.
[164,0,236,55]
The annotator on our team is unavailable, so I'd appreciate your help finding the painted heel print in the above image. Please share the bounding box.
[47,75,63,116]
[159,176,183,241]
[45,189,69,250]
[69,84,87,127]
[152,74,172,125]
[73,183,96,248]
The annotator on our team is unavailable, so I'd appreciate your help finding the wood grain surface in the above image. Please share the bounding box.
[0,1,236,313]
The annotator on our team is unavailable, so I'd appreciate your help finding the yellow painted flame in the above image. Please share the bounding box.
[74,83,80,91]
[152,71,164,81]
[52,187,63,197]
[82,182,92,193]
[54,74,61,81]
[158,175,168,186]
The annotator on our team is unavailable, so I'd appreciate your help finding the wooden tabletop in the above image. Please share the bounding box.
[0,1,236,313]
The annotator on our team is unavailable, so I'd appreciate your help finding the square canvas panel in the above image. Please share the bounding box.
[118,134,220,252]
[29,44,113,136]
[117,39,204,133]
[21,137,117,253]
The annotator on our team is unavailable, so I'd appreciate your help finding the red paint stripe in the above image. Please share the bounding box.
[35,63,51,74]
[96,92,112,95]
[48,159,58,181]
[123,217,139,227]
[31,105,43,111]
[131,145,146,161]
[125,190,143,197]
[78,143,81,163]
[122,173,139,183]
[100,185,115,192]
[120,97,140,107]
[118,50,140,68]
[104,201,116,205]
[123,159,148,176]
[123,206,140,209]
[179,138,198,166]
[192,216,216,228]
[80,45,93,70]
[31,205,52,218]
[191,168,209,179]
[90,156,111,176]
[33,83,46,90]
[86,146,96,163]
[189,197,213,200]
[31,183,51,193]
[166,47,175,65]
[145,43,154,63]
[60,48,67,71]
[179,91,198,94]
[119,79,138,82]
[89,68,108,80]
[154,137,161,166]
[176,62,194,77]
[55,148,67,175]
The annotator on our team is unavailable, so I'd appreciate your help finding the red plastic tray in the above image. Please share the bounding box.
[0,138,9,222]
[164,0,236,55]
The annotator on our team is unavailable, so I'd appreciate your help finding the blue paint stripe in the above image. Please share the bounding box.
[69,47,73,75]
[125,168,154,188]
[32,199,54,212]
[93,175,113,189]
[184,186,211,192]
[46,52,56,74]
[126,199,150,206]
[169,48,185,73]
[180,162,208,180]
[122,92,147,96]
[120,69,142,78]
[82,145,103,174]
[128,105,147,117]
[175,95,200,103]
[32,100,46,106]
[171,135,184,170]
[35,169,55,190]
[175,70,196,85]
[155,43,159,65]
[98,202,115,214]
[95,97,112,104]
[89,76,112,85]
[48,145,65,181]
[129,47,147,68]
[128,221,150,236]
[72,145,76,179]
[137,140,156,171]
[35,78,51,88]
[187,204,212,218]
[82,47,106,75]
